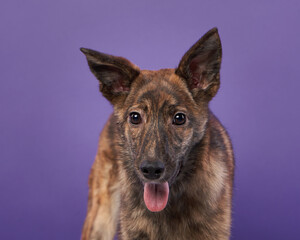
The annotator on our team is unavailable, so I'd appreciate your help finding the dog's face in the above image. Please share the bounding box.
[81,28,222,212]
[120,69,207,184]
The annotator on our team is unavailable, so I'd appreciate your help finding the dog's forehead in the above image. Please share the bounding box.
[126,68,194,109]
[140,68,174,80]
[138,69,187,91]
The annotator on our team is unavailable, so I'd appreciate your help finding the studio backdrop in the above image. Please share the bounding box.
[0,0,299,239]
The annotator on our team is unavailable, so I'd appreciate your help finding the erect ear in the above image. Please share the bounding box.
[80,48,140,104]
[175,28,222,101]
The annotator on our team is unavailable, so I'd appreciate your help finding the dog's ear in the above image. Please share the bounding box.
[175,28,222,101]
[80,48,140,104]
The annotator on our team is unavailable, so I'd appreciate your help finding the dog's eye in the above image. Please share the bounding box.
[173,113,186,125]
[129,112,142,124]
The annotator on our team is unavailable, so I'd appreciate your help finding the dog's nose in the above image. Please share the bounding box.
[140,160,165,180]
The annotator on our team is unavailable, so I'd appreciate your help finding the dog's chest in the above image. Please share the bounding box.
[119,205,209,240]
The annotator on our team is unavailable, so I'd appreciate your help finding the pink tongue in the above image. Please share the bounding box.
[144,182,169,212]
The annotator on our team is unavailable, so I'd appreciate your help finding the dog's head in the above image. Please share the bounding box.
[81,28,222,212]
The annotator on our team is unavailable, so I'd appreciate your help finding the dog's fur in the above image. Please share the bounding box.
[80,28,234,240]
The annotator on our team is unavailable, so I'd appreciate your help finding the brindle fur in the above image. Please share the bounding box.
[80,28,234,240]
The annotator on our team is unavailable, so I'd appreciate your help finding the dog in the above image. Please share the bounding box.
[80,28,234,240]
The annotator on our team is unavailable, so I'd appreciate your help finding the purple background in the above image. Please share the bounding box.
[1,0,299,239]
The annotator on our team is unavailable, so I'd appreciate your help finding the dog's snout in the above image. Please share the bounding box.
[140,161,165,180]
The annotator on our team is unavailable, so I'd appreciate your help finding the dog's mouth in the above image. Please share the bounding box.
[142,162,183,212]
[143,182,169,212]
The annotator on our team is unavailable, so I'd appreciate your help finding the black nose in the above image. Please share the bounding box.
[140,161,165,180]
